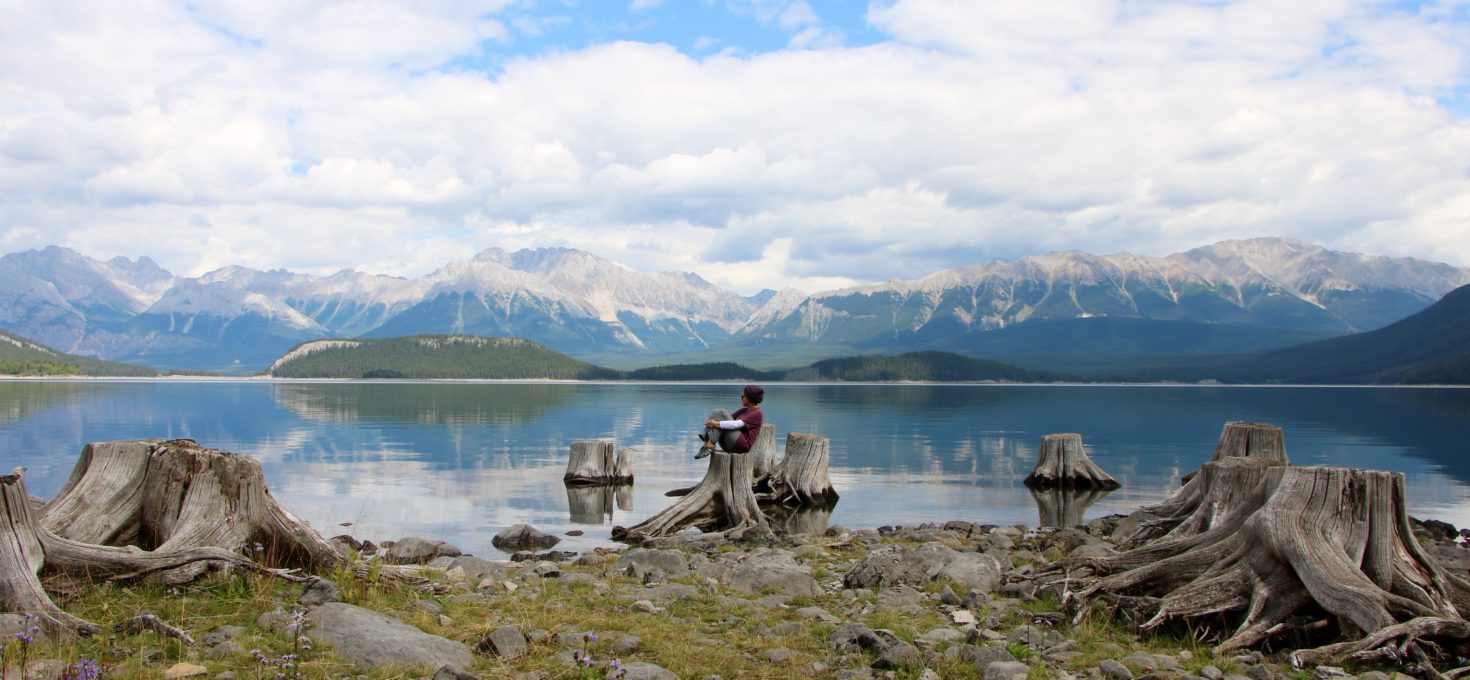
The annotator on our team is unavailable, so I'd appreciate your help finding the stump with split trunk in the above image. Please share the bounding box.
[40,439,346,572]
[563,440,634,486]
[1063,459,1470,672]
[2,467,297,636]
[612,448,770,542]
[754,432,839,506]
[1024,433,1119,490]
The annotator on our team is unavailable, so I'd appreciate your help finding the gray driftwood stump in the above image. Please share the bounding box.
[1023,433,1120,490]
[1062,458,1470,672]
[754,432,839,506]
[563,439,634,486]
[3,440,324,635]
[612,446,770,542]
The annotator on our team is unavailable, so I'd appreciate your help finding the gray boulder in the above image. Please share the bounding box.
[727,549,822,597]
[829,623,889,654]
[306,602,473,672]
[477,625,528,658]
[1100,659,1134,680]
[872,642,922,670]
[298,577,341,606]
[492,524,561,551]
[615,549,692,580]
[621,662,678,680]
[986,661,1031,680]
[844,542,1003,593]
[384,537,463,565]
[446,556,509,584]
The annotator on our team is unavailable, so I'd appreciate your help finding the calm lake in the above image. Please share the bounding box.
[4,380,1469,556]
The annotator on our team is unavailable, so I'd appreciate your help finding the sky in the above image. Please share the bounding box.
[2,0,1469,294]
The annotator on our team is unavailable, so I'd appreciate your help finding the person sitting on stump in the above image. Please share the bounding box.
[696,384,764,459]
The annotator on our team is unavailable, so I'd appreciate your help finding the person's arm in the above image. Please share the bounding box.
[716,418,746,429]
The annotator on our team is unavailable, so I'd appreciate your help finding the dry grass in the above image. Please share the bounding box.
[8,539,1263,680]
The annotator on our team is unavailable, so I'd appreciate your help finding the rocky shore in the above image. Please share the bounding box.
[8,513,1466,680]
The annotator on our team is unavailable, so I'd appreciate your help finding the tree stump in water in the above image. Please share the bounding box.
[1024,433,1120,490]
[755,432,839,506]
[612,449,770,543]
[563,440,634,486]
[1030,486,1113,528]
[1064,461,1470,671]
[1180,421,1289,483]
[3,468,295,636]
[40,439,345,572]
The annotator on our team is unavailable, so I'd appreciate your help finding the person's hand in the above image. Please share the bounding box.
[704,419,719,428]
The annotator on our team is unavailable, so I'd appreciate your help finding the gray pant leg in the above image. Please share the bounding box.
[703,409,742,451]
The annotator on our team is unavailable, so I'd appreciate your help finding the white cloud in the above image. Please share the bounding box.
[1,0,1468,295]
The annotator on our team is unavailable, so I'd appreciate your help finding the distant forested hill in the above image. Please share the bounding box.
[627,362,778,381]
[266,336,622,380]
[0,329,156,376]
[779,351,1056,382]
[1202,283,1470,384]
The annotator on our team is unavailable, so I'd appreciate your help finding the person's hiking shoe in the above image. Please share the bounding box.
[695,441,716,459]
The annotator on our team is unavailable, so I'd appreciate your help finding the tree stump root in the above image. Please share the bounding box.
[613,450,771,543]
[1060,462,1470,670]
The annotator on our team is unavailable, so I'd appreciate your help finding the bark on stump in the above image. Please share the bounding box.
[612,450,770,543]
[749,425,777,480]
[1030,486,1113,528]
[3,468,292,636]
[754,432,839,506]
[563,440,634,486]
[1064,461,1470,672]
[40,439,345,573]
[1122,455,1288,547]
[1024,433,1120,490]
[1180,421,1289,483]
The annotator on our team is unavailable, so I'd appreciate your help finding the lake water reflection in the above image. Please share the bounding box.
[3,380,1468,556]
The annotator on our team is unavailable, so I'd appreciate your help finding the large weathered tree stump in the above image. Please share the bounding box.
[612,449,770,543]
[563,440,634,486]
[3,468,294,636]
[40,439,345,572]
[1023,433,1120,490]
[1030,486,1113,528]
[1180,421,1289,483]
[754,432,839,506]
[1064,461,1470,671]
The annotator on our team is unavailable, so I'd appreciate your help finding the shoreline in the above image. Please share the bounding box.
[3,374,1468,388]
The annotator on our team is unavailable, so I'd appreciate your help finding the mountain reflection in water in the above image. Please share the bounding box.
[2,381,1466,556]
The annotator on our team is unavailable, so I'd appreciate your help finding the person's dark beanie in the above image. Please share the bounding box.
[743,384,765,404]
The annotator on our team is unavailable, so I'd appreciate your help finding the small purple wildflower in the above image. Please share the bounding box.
[61,658,101,680]
[585,632,598,643]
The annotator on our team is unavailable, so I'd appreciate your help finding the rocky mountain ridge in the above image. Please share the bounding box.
[1,238,1466,372]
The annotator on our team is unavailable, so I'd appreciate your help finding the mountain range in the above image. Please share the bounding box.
[2,238,1467,374]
